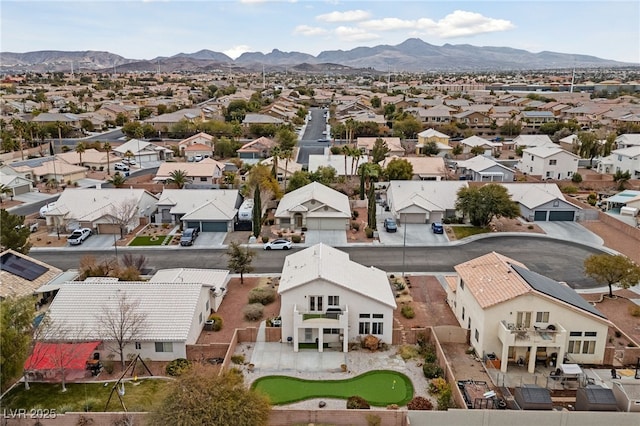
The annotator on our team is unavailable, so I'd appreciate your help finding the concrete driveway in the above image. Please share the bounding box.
[191,232,227,247]
[304,230,348,246]
[535,222,604,246]
[68,234,116,249]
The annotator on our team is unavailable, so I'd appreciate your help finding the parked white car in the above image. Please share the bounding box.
[114,163,130,171]
[263,239,292,250]
[68,228,92,245]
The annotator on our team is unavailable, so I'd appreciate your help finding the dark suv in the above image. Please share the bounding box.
[180,228,199,246]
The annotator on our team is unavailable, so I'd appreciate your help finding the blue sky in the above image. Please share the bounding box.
[2,1,639,63]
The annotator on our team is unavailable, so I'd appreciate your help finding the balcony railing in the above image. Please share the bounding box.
[498,320,566,345]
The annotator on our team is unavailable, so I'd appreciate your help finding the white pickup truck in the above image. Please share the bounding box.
[68,228,92,245]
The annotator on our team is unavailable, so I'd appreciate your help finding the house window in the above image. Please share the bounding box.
[569,331,582,337]
[359,322,370,334]
[582,340,596,354]
[155,342,173,353]
[199,312,203,324]
[475,329,479,342]
[459,279,464,290]
[200,177,207,182]
[359,313,371,318]
[328,296,340,306]
[536,312,549,323]
[309,296,323,312]
[372,322,384,335]
[568,340,581,354]
[323,328,340,334]
[584,332,597,337]
[516,312,531,328]
[461,307,465,320]
[373,314,383,319]
[135,342,141,350]
[206,301,210,312]
[545,171,552,177]
[549,159,557,165]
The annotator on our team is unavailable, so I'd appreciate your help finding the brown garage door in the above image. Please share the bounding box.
[401,213,425,224]
[97,223,120,234]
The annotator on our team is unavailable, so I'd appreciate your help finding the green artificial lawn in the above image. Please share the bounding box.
[251,370,413,406]
[1,379,171,412]
[450,226,490,239]
[129,236,166,246]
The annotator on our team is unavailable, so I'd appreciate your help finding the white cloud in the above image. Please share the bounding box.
[334,26,380,42]
[359,10,514,38]
[223,45,251,59]
[426,10,514,38]
[317,9,371,23]
[293,25,329,36]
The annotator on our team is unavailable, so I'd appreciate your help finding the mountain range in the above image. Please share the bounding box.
[1,38,634,74]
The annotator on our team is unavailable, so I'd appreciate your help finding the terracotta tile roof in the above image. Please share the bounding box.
[444,275,457,292]
[454,252,530,308]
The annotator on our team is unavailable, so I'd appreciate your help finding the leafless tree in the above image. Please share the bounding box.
[108,198,139,239]
[120,253,147,272]
[98,292,148,370]
[24,316,88,392]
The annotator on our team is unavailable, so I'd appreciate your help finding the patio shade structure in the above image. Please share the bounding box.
[24,341,101,371]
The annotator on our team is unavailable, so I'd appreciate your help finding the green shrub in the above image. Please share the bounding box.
[424,351,437,364]
[165,358,192,376]
[352,210,359,219]
[436,386,454,410]
[561,185,578,194]
[401,304,415,319]
[261,236,269,243]
[248,287,276,305]
[351,221,360,231]
[346,395,370,409]
[243,303,264,321]
[291,234,301,243]
[407,396,433,410]
[230,354,245,364]
[57,404,75,414]
[442,218,451,224]
[422,362,443,379]
[571,173,583,183]
[428,377,448,395]
[394,280,405,291]
[208,314,223,331]
[82,397,101,412]
[365,227,374,238]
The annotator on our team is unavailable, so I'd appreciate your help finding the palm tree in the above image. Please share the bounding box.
[270,146,282,179]
[350,147,362,177]
[124,150,134,164]
[281,148,293,189]
[0,183,13,203]
[341,145,351,177]
[103,142,112,175]
[55,121,64,155]
[10,118,26,160]
[108,173,127,188]
[451,145,463,159]
[75,142,86,166]
[168,169,191,189]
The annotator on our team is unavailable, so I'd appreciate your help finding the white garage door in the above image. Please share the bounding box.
[306,218,347,230]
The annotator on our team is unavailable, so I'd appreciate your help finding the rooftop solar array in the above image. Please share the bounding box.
[0,252,49,281]
[511,264,606,319]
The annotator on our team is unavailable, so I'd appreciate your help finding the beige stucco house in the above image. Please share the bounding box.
[445,252,611,374]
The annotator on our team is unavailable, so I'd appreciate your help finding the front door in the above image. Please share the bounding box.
[294,213,303,228]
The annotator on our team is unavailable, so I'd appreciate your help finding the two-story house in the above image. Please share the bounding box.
[519,146,579,180]
[278,243,396,352]
[445,252,611,374]
[596,146,640,178]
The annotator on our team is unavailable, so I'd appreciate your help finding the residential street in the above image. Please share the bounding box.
[30,235,603,288]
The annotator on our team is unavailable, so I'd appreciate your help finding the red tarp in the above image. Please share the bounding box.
[24,341,101,371]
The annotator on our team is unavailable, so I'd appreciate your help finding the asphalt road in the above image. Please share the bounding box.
[297,107,329,166]
[30,235,604,289]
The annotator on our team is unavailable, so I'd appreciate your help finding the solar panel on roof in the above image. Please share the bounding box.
[0,252,48,281]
